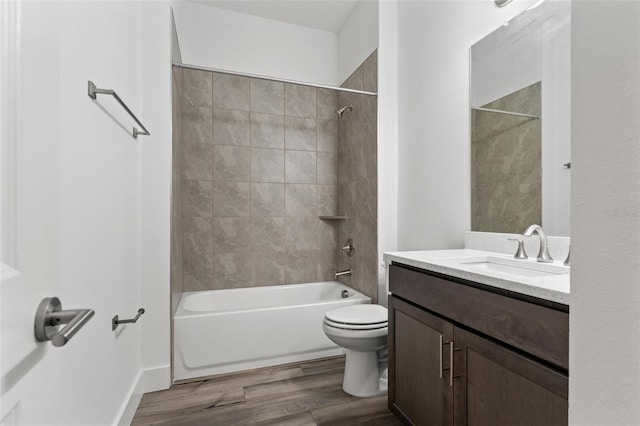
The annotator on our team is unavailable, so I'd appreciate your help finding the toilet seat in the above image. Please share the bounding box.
[323,304,388,330]
[323,322,388,339]
[323,318,387,330]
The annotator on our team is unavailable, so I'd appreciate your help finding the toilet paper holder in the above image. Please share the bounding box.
[112,308,145,331]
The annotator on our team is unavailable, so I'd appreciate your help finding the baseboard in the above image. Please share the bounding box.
[114,365,170,426]
[142,364,171,393]
[115,370,143,426]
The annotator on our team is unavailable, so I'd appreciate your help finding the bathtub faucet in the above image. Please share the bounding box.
[335,269,352,278]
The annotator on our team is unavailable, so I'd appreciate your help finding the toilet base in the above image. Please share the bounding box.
[342,350,387,397]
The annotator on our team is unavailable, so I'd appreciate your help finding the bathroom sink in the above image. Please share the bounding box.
[453,256,569,279]
[461,261,558,278]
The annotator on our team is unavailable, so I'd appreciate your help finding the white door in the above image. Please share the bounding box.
[1,1,65,423]
[2,2,153,423]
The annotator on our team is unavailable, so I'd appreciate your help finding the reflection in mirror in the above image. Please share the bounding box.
[470,1,570,236]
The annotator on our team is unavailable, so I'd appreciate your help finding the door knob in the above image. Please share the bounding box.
[34,297,95,347]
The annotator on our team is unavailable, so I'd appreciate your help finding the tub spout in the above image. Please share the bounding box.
[335,269,352,278]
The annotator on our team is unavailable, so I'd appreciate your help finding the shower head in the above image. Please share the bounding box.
[335,105,353,118]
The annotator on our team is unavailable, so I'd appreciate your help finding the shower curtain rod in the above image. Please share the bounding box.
[471,107,540,119]
[172,62,378,97]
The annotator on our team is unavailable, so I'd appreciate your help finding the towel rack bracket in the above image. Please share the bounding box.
[87,80,114,100]
[88,80,98,99]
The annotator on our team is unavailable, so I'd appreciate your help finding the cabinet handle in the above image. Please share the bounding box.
[449,342,461,387]
[439,335,443,378]
[450,340,454,386]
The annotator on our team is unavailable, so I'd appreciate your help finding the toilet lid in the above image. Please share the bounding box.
[325,304,388,326]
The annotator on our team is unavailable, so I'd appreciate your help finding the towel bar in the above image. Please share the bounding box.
[88,81,150,139]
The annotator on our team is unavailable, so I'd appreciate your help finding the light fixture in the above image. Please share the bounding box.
[495,0,513,6]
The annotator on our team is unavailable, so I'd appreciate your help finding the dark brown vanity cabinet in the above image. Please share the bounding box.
[390,297,454,425]
[388,264,569,426]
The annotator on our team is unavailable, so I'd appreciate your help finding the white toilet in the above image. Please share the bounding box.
[323,304,388,397]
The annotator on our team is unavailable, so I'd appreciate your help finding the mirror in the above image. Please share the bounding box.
[470,1,571,236]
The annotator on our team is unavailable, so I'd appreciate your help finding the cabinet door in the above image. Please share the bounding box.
[453,327,568,426]
[389,296,454,425]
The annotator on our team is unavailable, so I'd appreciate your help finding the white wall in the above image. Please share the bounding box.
[140,1,173,393]
[396,0,535,251]
[377,0,398,302]
[56,2,144,424]
[171,8,182,64]
[337,0,379,84]
[172,1,339,85]
[570,1,640,424]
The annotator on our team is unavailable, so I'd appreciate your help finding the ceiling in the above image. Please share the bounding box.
[186,0,360,33]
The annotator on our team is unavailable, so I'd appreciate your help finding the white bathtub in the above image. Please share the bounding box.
[174,281,371,381]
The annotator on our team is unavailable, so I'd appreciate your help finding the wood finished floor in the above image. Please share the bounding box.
[131,356,402,426]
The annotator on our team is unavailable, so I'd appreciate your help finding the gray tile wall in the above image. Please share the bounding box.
[178,70,340,291]
[336,51,379,302]
[471,82,542,233]
[171,68,183,315]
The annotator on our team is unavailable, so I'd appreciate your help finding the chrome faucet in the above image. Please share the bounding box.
[341,239,355,257]
[335,269,352,278]
[507,237,528,259]
[522,224,553,263]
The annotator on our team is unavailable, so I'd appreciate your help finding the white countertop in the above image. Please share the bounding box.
[384,249,570,306]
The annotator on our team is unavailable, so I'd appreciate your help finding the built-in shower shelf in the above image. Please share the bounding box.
[319,216,347,220]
